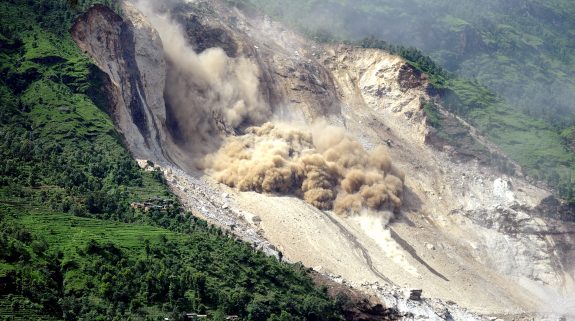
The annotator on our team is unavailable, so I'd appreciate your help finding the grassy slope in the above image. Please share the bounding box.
[0,1,344,320]
[450,79,574,180]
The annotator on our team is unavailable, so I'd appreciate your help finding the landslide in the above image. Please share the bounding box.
[72,0,575,319]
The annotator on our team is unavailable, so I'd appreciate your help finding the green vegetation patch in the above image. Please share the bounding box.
[19,211,179,252]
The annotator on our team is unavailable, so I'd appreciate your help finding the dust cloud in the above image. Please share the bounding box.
[350,212,419,276]
[135,0,270,154]
[204,122,405,214]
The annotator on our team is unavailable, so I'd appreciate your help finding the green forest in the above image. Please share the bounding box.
[228,0,575,208]
[0,0,347,320]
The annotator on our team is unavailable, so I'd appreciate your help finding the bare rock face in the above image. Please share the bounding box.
[175,12,239,57]
[318,42,575,298]
[122,2,167,130]
[397,64,425,90]
[71,4,167,160]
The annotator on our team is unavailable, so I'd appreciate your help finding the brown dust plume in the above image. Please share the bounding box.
[204,122,404,214]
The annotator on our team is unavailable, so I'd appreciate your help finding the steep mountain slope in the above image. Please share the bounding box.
[70,0,575,320]
[1,1,375,320]
[234,0,575,122]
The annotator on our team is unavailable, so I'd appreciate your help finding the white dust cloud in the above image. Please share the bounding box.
[350,212,419,276]
[204,122,405,214]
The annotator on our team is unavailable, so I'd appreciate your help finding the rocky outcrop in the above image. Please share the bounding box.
[317,40,574,299]
[71,3,168,161]
[311,272,402,321]
[397,64,426,90]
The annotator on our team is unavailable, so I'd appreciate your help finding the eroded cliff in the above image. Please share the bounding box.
[71,3,169,161]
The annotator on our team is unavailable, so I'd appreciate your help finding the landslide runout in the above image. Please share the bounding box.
[74,0,575,319]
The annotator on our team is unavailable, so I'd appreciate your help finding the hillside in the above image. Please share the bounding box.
[232,0,575,124]
[2,0,574,320]
[62,0,574,319]
[227,0,575,211]
[0,1,355,320]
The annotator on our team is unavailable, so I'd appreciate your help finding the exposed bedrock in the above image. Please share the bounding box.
[71,3,169,161]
